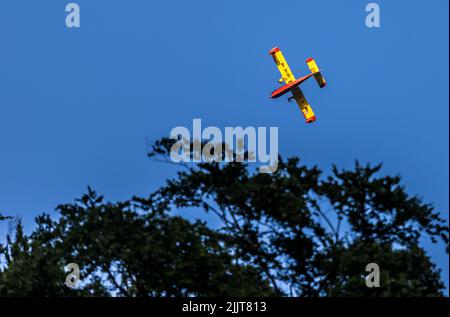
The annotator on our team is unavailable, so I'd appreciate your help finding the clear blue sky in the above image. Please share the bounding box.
[0,0,448,291]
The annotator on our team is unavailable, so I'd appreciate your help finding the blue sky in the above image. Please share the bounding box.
[0,0,448,291]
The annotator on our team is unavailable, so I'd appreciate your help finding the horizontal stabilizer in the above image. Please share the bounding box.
[306,58,326,88]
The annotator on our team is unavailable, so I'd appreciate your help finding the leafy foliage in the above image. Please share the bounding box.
[0,138,447,296]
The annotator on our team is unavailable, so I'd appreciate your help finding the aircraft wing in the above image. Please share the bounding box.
[268,47,296,84]
[291,87,316,123]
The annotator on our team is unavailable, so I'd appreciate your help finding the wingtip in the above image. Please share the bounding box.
[268,47,280,55]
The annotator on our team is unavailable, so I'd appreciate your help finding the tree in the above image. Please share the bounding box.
[0,214,12,221]
[0,138,448,296]
[147,138,448,296]
[0,188,274,297]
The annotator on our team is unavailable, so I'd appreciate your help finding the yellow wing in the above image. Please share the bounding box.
[291,87,316,123]
[268,47,296,84]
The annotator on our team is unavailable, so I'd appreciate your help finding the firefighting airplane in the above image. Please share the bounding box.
[268,47,326,123]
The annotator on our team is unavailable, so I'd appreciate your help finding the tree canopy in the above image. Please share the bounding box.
[0,138,448,296]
